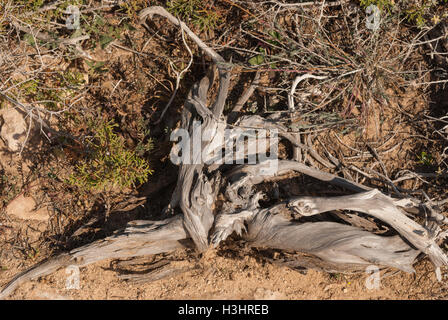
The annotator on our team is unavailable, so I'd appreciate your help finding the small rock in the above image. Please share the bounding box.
[6,194,50,221]
[0,107,28,152]
[324,284,335,292]
[253,288,285,300]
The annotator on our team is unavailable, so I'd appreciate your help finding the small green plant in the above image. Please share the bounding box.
[15,70,84,110]
[82,14,123,49]
[61,70,85,88]
[135,117,154,157]
[248,53,265,66]
[68,120,153,192]
[248,30,282,67]
[118,0,148,20]
[20,79,39,96]
[167,0,222,31]
[85,60,108,75]
[26,247,40,261]
[0,171,20,207]
[329,273,342,281]
[417,151,433,166]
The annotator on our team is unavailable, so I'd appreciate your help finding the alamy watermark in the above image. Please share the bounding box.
[65,5,80,30]
[169,121,279,174]
[365,265,381,290]
[65,265,80,290]
[365,4,381,31]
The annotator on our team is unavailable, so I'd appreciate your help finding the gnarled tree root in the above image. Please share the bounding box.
[0,216,190,299]
[0,203,424,299]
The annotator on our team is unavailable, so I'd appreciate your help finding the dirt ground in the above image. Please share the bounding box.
[1,245,447,300]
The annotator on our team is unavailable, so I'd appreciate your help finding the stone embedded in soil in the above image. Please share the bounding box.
[253,288,285,300]
[5,194,50,221]
[0,107,28,152]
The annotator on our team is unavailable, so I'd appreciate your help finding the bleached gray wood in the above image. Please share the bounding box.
[0,216,190,299]
[212,201,420,272]
[247,212,420,273]
[226,159,371,193]
[287,190,448,270]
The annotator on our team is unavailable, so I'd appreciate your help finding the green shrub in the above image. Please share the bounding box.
[167,0,222,31]
[67,120,153,192]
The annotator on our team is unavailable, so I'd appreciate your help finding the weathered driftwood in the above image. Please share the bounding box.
[226,159,371,193]
[287,190,448,268]
[211,193,420,273]
[0,216,191,299]
[1,6,447,299]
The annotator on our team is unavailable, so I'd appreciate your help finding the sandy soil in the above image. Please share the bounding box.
[1,247,447,300]
[0,212,446,301]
